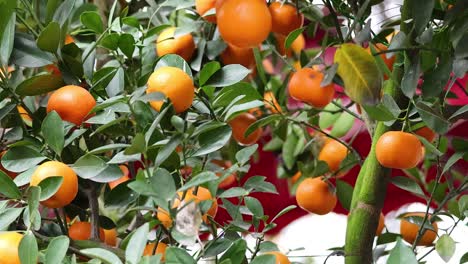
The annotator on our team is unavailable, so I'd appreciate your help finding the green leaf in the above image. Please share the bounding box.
[199,61,221,86]
[387,238,418,264]
[0,103,15,122]
[235,144,258,165]
[285,27,305,49]
[151,168,176,201]
[376,232,399,245]
[37,22,61,53]
[219,239,247,264]
[436,234,456,262]
[253,47,267,85]
[442,152,465,176]
[336,180,353,211]
[458,195,468,216]
[19,231,38,264]
[334,43,382,105]
[11,33,55,67]
[72,154,108,179]
[119,34,135,58]
[0,8,15,66]
[26,186,41,230]
[362,94,400,121]
[155,54,192,78]
[251,255,276,264]
[244,197,264,217]
[401,54,421,98]
[449,105,468,121]
[81,11,104,33]
[417,135,443,156]
[415,101,450,134]
[81,248,123,264]
[45,236,69,264]
[390,176,425,196]
[411,0,435,34]
[42,111,65,155]
[52,0,76,26]
[0,208,24,230]
[204,239,233,258]
[165,247,196,264]
[319,103,341,129]
[45,0,61,24]
[245,115,281,138]
[0,171,21,199]
[193,124,232,157]
[124,133,146,155]
[330,112,355,137]
[125,223,149,264]
[460,252,468,264]
[206,65,251,87]
[178,172,218,192]
[38,176,63,201]
[100,33,120,50]
[282,128,299,170]
[219,187,249,198]
[155,134,182,167]
[1,147,46,173]
[15,74,65,96]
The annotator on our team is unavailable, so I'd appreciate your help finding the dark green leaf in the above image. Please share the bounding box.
[442,152,464,175]
[0,171,21,199]
[285,27,305,49]
[235,144,258,165]
[15,74,65,96]
[245,115,281,138]
[38,176,63,201]
[151,168,176,201]
[415,101,450,134]
[155,54,192,78]
[390,176,425,196]
[244,197,264,217]
[251,255,276,264]
[11,33,55,67]
[206,65,251,87]
[119,34,135,58]
[37,22,61,53]
[0,9,15,66]
[193,125,232,157]
[124,133,146,155]
[155,134,182,166]
[100,33,120,50]
[72,154,107,179]
[81,11,104,33]
[165,247,196,264]
[42,111,65,155]
[219,239,247,264]
[1,147,46,173]
[401,54,421,98]
[53,0,76,26]
[336,180,353,211]
[178,172,218,192]
[219,187,249,198]
[411,0,435,34]
[199,61,221,86]
[376,232,400,245]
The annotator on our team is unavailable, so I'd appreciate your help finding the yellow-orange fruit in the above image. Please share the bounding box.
[289,68,335,108]
[68,222,105,241]
[318,139,348,172]
[269,2,304,35]
[156,27,195,61]
[296,177,337,215]
[400,212,438,246]
[376,131,423,169]
[108,165,130,190]
[266,251,291,264]
[228,112,263,146]
[143,242,168,261]
[46,85,96,125]
[0,232,23,264]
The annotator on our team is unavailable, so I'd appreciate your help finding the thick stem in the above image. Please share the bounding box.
[345,2,412,263]
[86,183,101,240]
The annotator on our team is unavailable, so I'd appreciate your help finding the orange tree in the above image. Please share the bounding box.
[0,0,467,263]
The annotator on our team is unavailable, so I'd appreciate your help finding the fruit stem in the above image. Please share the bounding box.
[344,1,412,263]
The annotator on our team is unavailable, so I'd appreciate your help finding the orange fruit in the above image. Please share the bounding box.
[103,228,117,246]
[108,165,130,190]
[143,242,168,260]
[47,85,96,125]
[65,35,74,45]
[30,161,78,208]
[266,251,291,264]
[228,112,263,146]
[289,68,335,108]
[275,33,305,56]
[290,171,302,185]
[146,66,195,113]
[0,232,23,264]
[318,139,348,173]
[368,43,395,79]
[376,213,385,235]
[211,159,236,188]
[400,212,438,246]
[156,27,195,61]
[0,151,18,179]
[269,2,304,35]
[415,126,436,142]
[217,0,272,48]
[157,187,218,228]
[17,106,32,123]
[264,91,282,113]
[296,177,337,215]
[68,222,105,241]
[220,44,255,68]
[293,61,301,70]
[195,0,223,23]
[376,131,423,169]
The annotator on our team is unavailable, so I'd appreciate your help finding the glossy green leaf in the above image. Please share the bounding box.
[415,101,449,134]
[411,0,435,34]
[0,171,21,199]
[0,6,15,66]
[38,176,63,201]
[219,187,249,198]
[19,231,38,264]
[336,180,353,211]
[387,238,418,264]
[401,54,421,98]
[178,172,218,192]
[15,74,65,96]
[390,176,425,196]
[81,248,123,264]
[199,61,221,86]
[334,43,382,105]
[42,111,65,155]
[250,255,276,264]
[155,54,192,78]
[11,33,55,67]
[1,147,46,173]
[285,27,305,49]
[37,22,61,53]
[219,239,247,264]
[45,236,70,264]
[72,154,108,179]
[125,223,149,264]
[206,65,251,87]
[245,197,264,217]
[236,144,258,165]
[165,247,196,264]
[0,208,24,230]
[81,11,104,33]
[53,0,76,26]
[100,33,120,50]
[151,168,176,201]
[119,33,135,58]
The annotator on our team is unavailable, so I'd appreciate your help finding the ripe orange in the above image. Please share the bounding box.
[146,66,195,113]
[368,43,395,79]
[47,85,96,125]
[195,0,223,23]
[220,44,255,68]
[266,251,291,264]
[0,232,23,264]
[217,0,272,48]
[376,131,423,169]
[376,213,385,235]
[108,165,130,190]
[400,212,438,246]
[289,171,302,185]
[103,228,117,246]
[17,106,32,123]
[228,112,263,146]
[211,159,236,188]
[318,139,348,173]
[289,68,335,108]
[157,187,218,228]
[269,2,303,35]
[0,151,18,179]
[156,27,195,61]
[275,33,305,57]
[30,161,78,208]
[296,177,337,215]
[68,222,105,241]
[65,35,74,45]
[415,126,436,142]
[264,91,282,113]
[143,242,168,261]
